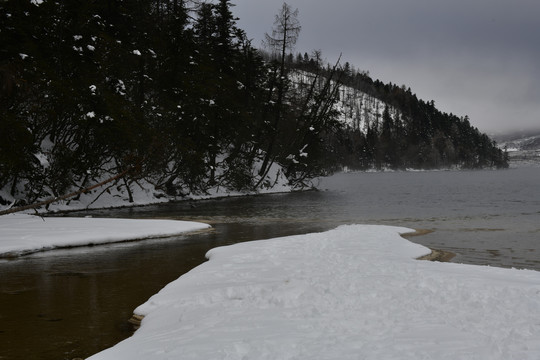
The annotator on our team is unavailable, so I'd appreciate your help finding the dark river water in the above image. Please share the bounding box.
[1,167,539,360]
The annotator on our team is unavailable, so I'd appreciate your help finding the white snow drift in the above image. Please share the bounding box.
[0,214,210,257]
[88,224,540,360]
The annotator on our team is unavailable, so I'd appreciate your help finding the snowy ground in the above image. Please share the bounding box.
[0,161,293,214]
[0,214,210,257]
[87,225,540,360]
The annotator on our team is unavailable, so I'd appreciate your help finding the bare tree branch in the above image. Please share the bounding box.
[0,167,132,216]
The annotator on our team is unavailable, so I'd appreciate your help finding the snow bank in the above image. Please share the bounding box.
[88,225,540,360]
[0,214,210,257]
[0,161,294,214]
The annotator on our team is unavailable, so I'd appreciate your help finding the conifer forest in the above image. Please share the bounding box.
[0,0,508,207]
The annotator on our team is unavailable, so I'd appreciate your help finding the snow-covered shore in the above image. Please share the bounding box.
[0,163,294,215]
[0,214,210,257]
[87,225,540,360]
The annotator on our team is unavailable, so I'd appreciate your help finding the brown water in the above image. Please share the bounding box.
[0,221,330,360]
[1,167,539,359]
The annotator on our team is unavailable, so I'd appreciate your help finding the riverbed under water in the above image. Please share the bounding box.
[1,167,539,359]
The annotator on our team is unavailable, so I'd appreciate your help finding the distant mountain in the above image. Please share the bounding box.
[494,130,540,167]
[495,131,540,151]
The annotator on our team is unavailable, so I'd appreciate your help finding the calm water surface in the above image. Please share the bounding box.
[1,167,539,359]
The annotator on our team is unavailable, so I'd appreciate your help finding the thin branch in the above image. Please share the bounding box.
[0,167,132,216]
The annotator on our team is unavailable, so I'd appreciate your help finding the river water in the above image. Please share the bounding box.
[1,167,539,359]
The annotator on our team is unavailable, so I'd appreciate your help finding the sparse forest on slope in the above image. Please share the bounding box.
[0,0,506,210]
[291,56,508,170]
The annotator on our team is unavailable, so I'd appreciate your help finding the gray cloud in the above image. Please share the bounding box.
[234,0,540,133]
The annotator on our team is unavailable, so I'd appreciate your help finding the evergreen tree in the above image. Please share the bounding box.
[0,0,507,209]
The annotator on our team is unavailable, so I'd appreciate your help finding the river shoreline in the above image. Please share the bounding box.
[124,243,457,329]
[86,225,540,360]
[4,168,538,360]
[123,228,455,338]
[402,229,457,262]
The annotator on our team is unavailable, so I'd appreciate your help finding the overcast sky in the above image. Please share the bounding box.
[233,0,539,134]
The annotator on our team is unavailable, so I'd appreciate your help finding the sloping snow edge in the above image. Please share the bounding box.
[0,214,211,257]
[88,224,540,360]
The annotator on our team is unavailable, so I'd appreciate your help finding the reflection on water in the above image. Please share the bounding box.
[1,167,539,359]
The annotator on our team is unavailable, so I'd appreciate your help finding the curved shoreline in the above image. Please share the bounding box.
[125,228,456,335]
[401,228,456,262]
[0,214,214,259]
[417,248,456,262]
[128,314,145,330]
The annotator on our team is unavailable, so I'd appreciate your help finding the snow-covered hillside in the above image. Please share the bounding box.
[292,70,399,133]
[498,133,540,152]
[496,131,540,167]
[336,81,399,131]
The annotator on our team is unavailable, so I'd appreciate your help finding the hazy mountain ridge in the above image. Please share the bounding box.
[496,132,540,151]
[493,130,540,167]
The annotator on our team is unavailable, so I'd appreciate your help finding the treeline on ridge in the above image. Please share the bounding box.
[291,54,508,170]
[0,0,507,208]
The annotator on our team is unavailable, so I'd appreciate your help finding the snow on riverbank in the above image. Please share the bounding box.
[0,214,210,257]
[88,225,540,360]
[0,161,293,214]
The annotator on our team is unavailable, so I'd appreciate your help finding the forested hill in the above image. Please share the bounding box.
[0,0,507,209]
[291,57,508,171]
